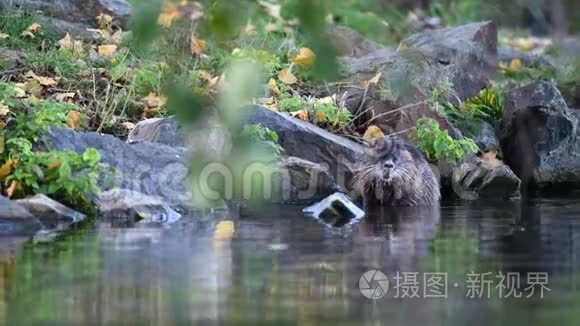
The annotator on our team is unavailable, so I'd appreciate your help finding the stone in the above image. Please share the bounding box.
[246,105,366,190]
[326,26,385,58]
[16,194,86,229]
[2,0,131,24]
[501,80,580,186]
[473,121,500,153]
[97,189,181,224]
[0,47,26,69]
[452,156,521,200]
[45,128,192,207]
[0,196,43,237]
[303,192,365,227]
[341,21,498,134]
[271,156,340,204]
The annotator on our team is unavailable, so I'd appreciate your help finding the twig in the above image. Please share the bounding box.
[363,99,429,127]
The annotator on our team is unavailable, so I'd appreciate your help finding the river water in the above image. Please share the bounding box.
[1,197,580,325]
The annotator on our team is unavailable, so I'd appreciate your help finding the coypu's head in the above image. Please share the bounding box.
[353,136,426,198]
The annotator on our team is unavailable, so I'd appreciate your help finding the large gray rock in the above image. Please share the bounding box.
[2,0,131,24]
[246,105,366,190]
[16,194,86,229]
[0,196,42,237]
[271,156,340,204]
[326,26,386,58]
[473,121,500,153]
[46,128,192,207]
[341,21,497,133]
[501,80,580,186]
[452,157,521,200]
[97,189,181,224]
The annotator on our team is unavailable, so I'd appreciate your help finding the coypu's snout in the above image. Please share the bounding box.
[382,159,395,181]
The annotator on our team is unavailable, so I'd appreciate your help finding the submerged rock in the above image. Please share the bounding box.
[246,105,365,190]
[303,192,365,227]
[341,21,498,134]
[501,80,580,186]
[452,156,521,200]
[0,196,43,237]
[97,189,181,224]
[16,194,86,229]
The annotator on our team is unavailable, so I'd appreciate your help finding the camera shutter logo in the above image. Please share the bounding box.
[359,270,389,299]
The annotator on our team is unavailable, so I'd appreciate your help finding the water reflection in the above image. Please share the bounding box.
[1,199,580,324]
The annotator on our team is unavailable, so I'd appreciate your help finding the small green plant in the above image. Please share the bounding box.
[0,10,55,50]
[0,83,107,211]
[444,88,504,124]
[413,118,479,163]
[312,102,351,129]
[3,138,105,211]
[242,124,284,157]
[279,96,304,112]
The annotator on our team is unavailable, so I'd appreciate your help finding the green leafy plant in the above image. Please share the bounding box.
[442,87,504,134]
[312,102,351,129]
[242,124,284,157]
[3,138,105,211]
[413,118,479,163]
[279,96,304,112]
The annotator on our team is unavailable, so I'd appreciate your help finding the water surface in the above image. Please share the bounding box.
[2,198,580,325]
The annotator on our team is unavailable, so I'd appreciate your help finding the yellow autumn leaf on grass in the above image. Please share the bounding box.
[363,125,385,141]
[98,44,117,56]
[258,1,282,20]
[278,69,297,85]
[6,180,20,198]
[158,3,182,27]
[214,220,235,240]
[0,159,16,180]
[499,58,523,73]
[368,72,382,85]
[0,32,9,39]
[96,13,114,30]
[66,111,82,129]
[291,110,308,121]
[58,33,73,49]
[293,48,316,69]
[190,33,206,56]
[268,78,280,96]
[142,92,167,109]
[55,92,76,102]
[0,105,9,116]
[26,23,41,32]
[24,71,58,87]
[314,111,326,122]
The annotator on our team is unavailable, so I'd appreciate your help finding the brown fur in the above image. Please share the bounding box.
[352,136,440,206]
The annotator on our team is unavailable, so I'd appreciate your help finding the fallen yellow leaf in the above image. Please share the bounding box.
[37,76,58,87]
[190,33,206,56]
[121,122,136,130]
[363,125,385,141]
[157,3,182,27]
[314,111,326,122]
[0,32,9,39]
[265,102,279,111]
[509,58,523,71]
[0,105,9,117]
[98,44,117,56]
[5,180,20,198]
[397,42,408,51]
[142,92,167,109]
[0,159,16,180]
[278,69,298,85]
[294,48,316,69]
[66,111,82,129]
[58,33,73,49]
[291,109,308,121]
[96,13,114,29]
[26,23,41,32]
[259,1,282,20]
[214,220,235,240]
[268,78,280,96]
[55,92,76,102]
[21,31,35,38]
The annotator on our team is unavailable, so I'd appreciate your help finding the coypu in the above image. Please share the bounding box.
[352,136,440,206]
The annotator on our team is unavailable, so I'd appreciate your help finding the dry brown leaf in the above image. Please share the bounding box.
[58,33,74,49]
[37,76,58,87]
[66,111,82,129]
[291,109,308,121]
[190,33,206,56]
[158,3,182,27]
[278,69,297,85]
[55,92,76,102]
[5,180,20,198]
[264,102,278,111]
[21,31,35,38]
[98,44,117,56]
[363,125,385,141]
[0,104,9,117]
[368,72,382,85]
[214,220,235,240]
[293,48,316,69]
[268,78,280,96]
[259,1,282,20]
[96,13,114,29]
[142,92,167,109]
[26,23,41,32]
[121,122,136,130]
